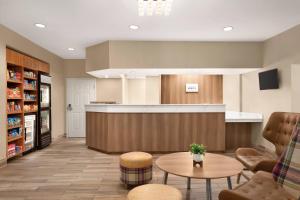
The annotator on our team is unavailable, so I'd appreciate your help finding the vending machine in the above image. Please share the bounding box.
[37,74,52,149]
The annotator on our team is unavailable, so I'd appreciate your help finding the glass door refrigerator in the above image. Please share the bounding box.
[37,74,52,149]
[24,114,36,153]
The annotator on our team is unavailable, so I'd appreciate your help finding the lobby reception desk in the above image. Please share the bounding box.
[86,104,263,153]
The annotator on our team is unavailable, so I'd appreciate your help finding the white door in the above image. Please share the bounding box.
[66,78,96,137]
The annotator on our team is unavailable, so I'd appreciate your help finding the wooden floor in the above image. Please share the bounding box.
[0,138,249,200]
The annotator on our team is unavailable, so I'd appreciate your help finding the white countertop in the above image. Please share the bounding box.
[85,104,263,123]
[85,104,226,113]
[226,111,263,123]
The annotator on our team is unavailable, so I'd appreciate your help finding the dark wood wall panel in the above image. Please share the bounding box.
[6,48,50,74]
[86,112,108,151]
[86,112,226,153]
[225,123,252,151]
[161,75,223,104]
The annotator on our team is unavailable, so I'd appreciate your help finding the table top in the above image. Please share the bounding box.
[155,152,244,179]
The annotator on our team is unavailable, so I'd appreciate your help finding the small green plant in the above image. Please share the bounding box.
[190,143,206,155]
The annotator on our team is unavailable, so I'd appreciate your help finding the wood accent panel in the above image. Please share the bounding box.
[6,48,24,66]
[225,123,252,151]
[7,48,50,74]
[86,112,226,153]
[38,62,50,74]
[23,56,38,70]
[161,75,223,104]
[86,112,108,151]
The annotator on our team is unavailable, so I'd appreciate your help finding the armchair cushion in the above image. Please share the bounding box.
[272,122,300,199]
[254,160,277,173]
[236,148,274,172]
[219,171,296,200]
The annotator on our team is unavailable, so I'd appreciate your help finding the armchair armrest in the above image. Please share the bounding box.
[253,160,277,173]
[219,190,251,200]
[235,148,263,157]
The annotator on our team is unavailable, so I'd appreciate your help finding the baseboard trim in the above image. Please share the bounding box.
[0,158,7,168]
[52,134,66,143]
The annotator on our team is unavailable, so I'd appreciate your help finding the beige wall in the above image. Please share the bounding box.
[291,65,300,113]
[145,76,161,104]
[0,39,7,164]
[122,76,161,105]
[263,25,300,67]
[0,24,65,163]
[223,75,241,111]
[242,66,292,149]
[127,79,146,104]
[122,76,128,104]
[64,59,91,78]
[86,41,263,72]
[86,41,110,72]
[109,41,263,68]
[241,24,300,149]
[96,79,122,103]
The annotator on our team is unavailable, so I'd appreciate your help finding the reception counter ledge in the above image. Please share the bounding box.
[86,104,263,153]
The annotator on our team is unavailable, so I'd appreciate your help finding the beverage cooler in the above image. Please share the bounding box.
[24,114,36,153]
[37,74,52,149]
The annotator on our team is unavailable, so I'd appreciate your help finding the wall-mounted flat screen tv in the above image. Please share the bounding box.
[259,69,279,90]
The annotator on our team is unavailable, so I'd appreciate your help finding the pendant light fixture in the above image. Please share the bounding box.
[138,0,174,16]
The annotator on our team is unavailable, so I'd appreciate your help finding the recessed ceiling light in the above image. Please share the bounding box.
[68,48,75,51]
[129,25,139,30]
[35,23,46,28]
[224,26,233,32]
[104,75,109,78]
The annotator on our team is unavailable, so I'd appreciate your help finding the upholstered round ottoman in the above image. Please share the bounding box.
[127,184,182,200]
[120,152,153,187]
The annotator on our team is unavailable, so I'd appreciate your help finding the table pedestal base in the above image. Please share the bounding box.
[187,177,191,190]
[206,179,212,200]
[163,172,168,184]
[162,174,233,200]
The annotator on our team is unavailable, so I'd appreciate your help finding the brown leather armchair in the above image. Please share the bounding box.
[219,171,297,200]
[236,112,300,174]
[220,119,300,200]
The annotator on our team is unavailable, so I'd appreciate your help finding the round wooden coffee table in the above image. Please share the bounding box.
[156,152,243,200]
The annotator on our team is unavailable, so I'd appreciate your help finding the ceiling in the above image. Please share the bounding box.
[0,0,300,59]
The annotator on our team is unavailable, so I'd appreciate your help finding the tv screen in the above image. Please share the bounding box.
[259,69,279,90]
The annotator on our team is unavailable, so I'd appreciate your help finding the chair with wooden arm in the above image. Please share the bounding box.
[236,112,300,174]
[220,122,300,200]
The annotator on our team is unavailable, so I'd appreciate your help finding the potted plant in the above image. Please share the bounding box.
[189,143,206,167]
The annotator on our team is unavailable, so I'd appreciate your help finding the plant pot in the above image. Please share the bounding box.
[193,154,203,162]
[192,154,204,167]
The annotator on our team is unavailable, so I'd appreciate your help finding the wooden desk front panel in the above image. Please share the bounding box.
[225,122,252,151]
[86,112,108,151]
[86,112,225,153]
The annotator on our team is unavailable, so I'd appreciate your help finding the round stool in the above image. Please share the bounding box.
[127,184,182,200]
[120,152,153,187]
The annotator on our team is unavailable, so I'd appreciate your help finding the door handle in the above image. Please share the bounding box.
[67,104,72,111]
